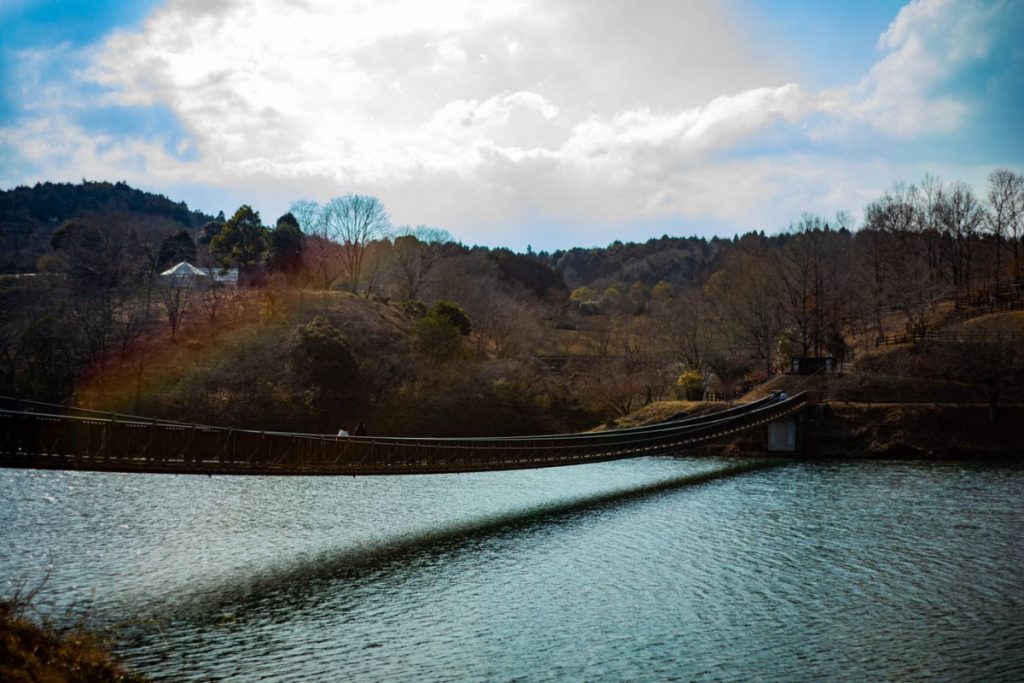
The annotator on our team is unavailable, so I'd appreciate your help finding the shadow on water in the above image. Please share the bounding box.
[130,458,785,630]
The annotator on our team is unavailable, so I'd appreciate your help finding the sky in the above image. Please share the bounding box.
[1,0,1022,251]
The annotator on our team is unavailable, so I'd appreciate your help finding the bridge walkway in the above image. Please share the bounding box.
[0,393,810,476]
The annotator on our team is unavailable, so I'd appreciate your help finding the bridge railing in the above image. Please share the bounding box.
[0,393,776,444]
[0,395,196,427]
[0,393,810,475]
[374,395,776,443]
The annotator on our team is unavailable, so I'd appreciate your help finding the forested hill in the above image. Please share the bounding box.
[0,180,216,273]
[545,232,765,291]
[0,178,758,291]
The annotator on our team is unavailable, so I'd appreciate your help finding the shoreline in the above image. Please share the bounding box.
[688,401,1024,461]
[0,600,147,683]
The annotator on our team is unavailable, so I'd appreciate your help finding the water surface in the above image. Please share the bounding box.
[2,457,1022,681]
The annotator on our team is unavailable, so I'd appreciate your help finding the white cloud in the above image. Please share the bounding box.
[1,0,1018,248]
[32,0,780,195]
[430,92,559,131]
[432,37,468,66]
[559,84,808,174]
[814,0,1007,139]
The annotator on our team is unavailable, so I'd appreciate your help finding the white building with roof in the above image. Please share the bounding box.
[159,262,239,288]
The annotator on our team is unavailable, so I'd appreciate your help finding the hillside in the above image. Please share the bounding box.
[603,306,1024,458]
[1,169,1021,442]
[77,289,597,437]
[0,180,216,273]
[545,232,756,290]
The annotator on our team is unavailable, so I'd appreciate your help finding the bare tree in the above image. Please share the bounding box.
[855,226,890,342]
[358,238,395,299]
[390,225,453,301]
[935,182,986,304]
[648,289,716,381]
[290,199,334,290]
[575,355,645,417]
[775,214,852,357]
[705,249,785,379]
[45,212,153,377]
[291,195,392,294]
[1015,172,1024,286]
[473,288,545,359]
[324,195,392,295]
[195,259,229,328]
[987,168,1023,292]
[577,314,614,358]
[862,185,938,333]
[916,173,946,281]
[624,316,677,405]
[159,276,194,342]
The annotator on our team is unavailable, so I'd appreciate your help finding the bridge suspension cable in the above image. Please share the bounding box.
[0,393,809,476]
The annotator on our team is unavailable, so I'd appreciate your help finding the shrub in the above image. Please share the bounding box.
[399,298,428,319]
[289,316,358,391]
[430,300,472,335]
[413,314,464,360]
[677,369,704,400]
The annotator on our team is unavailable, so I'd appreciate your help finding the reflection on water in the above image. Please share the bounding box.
[2,457,1023,681]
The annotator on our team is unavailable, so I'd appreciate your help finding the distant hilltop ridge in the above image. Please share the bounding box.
[0,180,216,273]
[2,178,791,293]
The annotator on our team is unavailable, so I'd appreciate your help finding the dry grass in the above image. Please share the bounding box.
[959,309,1024,331]
[0,601,146,683]
[595,400,730,430]
[76,288,412,413]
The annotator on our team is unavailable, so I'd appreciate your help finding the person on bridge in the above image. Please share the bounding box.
[353,421,367,436]
[337,425,349,437]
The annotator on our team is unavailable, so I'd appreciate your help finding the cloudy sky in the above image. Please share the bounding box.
[1,0,1022,250]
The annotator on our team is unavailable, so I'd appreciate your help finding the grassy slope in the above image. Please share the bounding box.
[595,400,729,430]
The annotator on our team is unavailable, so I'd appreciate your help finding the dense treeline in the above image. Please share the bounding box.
[1,170,1022,434]
[0,180,215,273]
[546,234,731,291]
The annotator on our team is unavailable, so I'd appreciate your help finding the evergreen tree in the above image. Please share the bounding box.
[210,205,268,271]
[268,212,304,274]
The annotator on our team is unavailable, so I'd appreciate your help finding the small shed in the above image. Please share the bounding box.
[212,268,238,287]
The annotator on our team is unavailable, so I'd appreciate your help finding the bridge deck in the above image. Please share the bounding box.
[0,393,809,475]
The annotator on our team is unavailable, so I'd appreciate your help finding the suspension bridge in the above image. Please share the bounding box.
[0,393,810,476]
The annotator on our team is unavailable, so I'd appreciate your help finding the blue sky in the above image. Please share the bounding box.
[2,0,1022,250]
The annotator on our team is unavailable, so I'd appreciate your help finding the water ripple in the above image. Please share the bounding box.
[2,458,1023,681]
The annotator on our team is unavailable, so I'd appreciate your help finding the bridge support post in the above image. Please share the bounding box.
[765,416,802,455]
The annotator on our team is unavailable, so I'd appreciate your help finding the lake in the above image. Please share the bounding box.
[2,456,1022,681]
